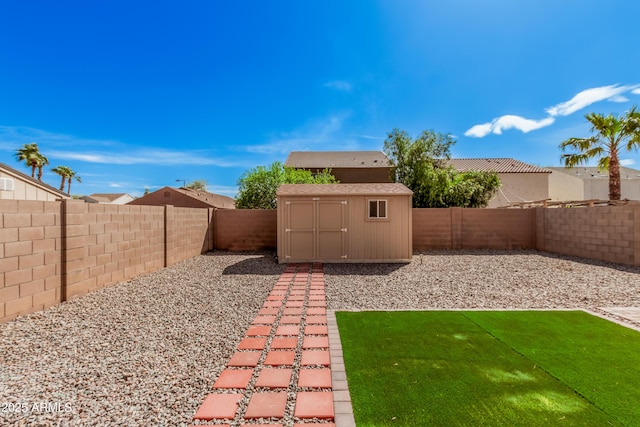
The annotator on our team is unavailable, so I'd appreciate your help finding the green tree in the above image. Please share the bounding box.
[384,128,500,208]
[185,179,208,191]
[51,165,81,193]
[235,161,337,209]
[559,106,640,200]
[15,142,46,179]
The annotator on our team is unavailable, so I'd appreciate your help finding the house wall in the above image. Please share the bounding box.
[306,167,392,183]
[0,171,62,201]
[549,170,585,201]
[330,168,392,183]
[488,173,549,208]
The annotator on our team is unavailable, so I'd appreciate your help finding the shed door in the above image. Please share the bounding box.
[317,200,346,260]
[284,199,346,261]
[286,201,315,260]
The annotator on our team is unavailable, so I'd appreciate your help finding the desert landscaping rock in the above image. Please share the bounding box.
[2,249,640,426]
[0,252,281,427]
[325,250,640,315]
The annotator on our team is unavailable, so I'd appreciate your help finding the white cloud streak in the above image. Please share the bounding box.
[465,115,555,138]
[466,83,640,138]
[546,84,638,117]
[324,80,353,92]
[620,159,635,166]
[243,113,362,155]
[0,125,241,167]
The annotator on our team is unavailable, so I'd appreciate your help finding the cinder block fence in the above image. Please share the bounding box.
[1,200,639,322]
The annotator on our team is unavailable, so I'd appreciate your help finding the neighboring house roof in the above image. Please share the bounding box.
[127,186,235,209]
[81,193,134,204]
[176,187,235,208]
[285,151,391,168]
[277,183,413,196]
[0,162,69,198]
[546,166,640,180]
[449,158,552,174]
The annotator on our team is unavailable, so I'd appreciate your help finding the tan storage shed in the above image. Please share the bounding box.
[276,183,413,263]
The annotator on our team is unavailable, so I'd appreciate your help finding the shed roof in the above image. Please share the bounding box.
[449,158,551,174]
[277,183,412,196]
[285,151,391,168]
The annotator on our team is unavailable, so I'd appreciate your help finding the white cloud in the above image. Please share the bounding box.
[546,84,637,117]
[464,115,555,138]
[465,83,640,138]
[608,95,629,103]
[48,148,240,167]
[620,159,635,166]
[0,125,241,167]
[243,113,360,155]
[324,80,353,92]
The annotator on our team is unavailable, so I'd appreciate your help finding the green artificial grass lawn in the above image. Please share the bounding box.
[336,310,640,427]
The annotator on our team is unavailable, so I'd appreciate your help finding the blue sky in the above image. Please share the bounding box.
[1,1,639,198]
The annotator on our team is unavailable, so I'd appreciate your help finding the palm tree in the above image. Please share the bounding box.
[35,153,49,181]
[559,106,640,200]
[52,166,72,191]
[14,142,41,178]
[51,166,81,193]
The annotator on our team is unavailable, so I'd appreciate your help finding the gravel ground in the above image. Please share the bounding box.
[0,251,282,427]
[325,250,640,314]
[2,249,640,426]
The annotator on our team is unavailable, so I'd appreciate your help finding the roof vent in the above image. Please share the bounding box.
[0,178,15,191]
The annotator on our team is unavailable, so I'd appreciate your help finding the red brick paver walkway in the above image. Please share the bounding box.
[190,263,337,427]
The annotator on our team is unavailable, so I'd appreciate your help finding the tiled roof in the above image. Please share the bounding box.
[284,151,391,168]
[448,158,551,174]
[277,183,413,196]
[176,187,236,208]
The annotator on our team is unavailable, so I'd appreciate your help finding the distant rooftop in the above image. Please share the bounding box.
[85,193,130,202]
[449,158,551,174]
[547,166,640,180]
[285,151,391,169]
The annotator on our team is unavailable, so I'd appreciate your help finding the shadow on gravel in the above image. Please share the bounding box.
[202,250,285,275]
[324,263,407,276]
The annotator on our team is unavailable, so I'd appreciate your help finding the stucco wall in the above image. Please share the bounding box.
[0,170,63,201]
[489,173,549,208]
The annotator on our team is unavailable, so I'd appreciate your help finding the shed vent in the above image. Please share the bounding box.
[0,178,15,191]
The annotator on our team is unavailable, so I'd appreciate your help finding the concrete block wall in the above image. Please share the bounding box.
[1,200,213,323]
[214,209,277,251]
[63,201,166,299]
[413,208,536,250]
[412,209,453,250]
[0,200,62,322]
[166,206,213,265]
[538,206,636,265]
[462,209,536,249]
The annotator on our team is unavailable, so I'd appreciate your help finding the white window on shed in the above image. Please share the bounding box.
[368,199,387,219]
